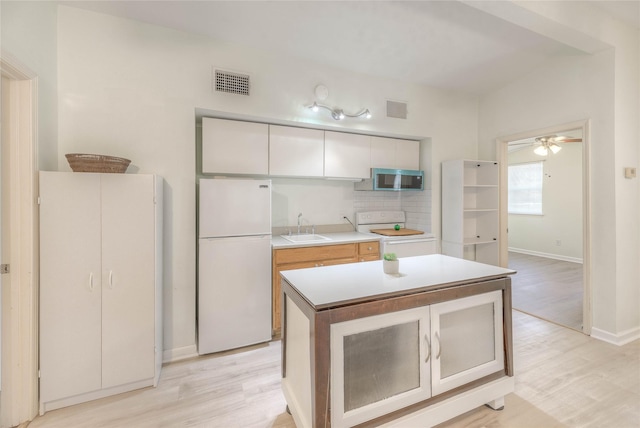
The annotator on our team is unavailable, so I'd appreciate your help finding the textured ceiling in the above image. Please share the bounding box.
[58,1,635,95]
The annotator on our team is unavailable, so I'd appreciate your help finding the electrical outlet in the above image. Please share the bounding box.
[624,167,637,179]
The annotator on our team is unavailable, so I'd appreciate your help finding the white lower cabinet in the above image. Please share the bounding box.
[331,307,432,427]
[330,290,504,427]
[39,171,163,414]
[431,290,504,395]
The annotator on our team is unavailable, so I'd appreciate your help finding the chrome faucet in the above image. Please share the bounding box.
[297,213,302,235]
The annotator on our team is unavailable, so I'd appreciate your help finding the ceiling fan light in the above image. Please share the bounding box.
[534,145,548,156]
[550,143,562,154]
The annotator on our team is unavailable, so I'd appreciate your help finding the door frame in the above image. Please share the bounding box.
[495,119,591,335]
[0,51,39,427]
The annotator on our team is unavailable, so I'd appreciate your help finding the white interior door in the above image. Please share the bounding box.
[101,174,155,388]
[39,172,102,402]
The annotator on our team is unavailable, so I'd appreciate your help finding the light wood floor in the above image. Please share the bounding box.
[26,311,639,428]
[508,251,583,331]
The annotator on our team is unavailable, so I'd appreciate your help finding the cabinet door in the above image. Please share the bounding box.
[358,241,380,261]
[272,245,358,332]
[430,290,504,395]
[395,139,420,170]
[39,172,102,402]
[370,136,396,168]
[202,117,269,174]
[331,307,431,427]
[269,125,324,177]
[324,131,371,179]
[101,174,156,388]
[370,137,420,170]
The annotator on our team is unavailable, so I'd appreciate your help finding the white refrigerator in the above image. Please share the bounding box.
[198,178,272,355]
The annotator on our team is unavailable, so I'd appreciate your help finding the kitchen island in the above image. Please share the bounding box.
[280,254,516,428]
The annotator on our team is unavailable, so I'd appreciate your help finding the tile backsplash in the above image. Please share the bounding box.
[354,188,431,233]
[272,178,432,234]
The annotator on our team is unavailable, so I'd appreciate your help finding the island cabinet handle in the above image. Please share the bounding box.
[424,334,431,363]
[89,272,94,291]
[108,270,114,289]
[435,331,442,359]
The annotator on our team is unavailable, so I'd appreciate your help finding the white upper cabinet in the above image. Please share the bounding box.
[202,117,269,175]
[324,131,371,179]
[269,125,324,177]
[371,136,420,170]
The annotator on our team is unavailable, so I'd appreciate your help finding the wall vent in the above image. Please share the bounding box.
[386,100,408,119]
[213,68,250,96]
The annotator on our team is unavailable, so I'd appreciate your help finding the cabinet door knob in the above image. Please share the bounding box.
[435,331,442,359]
[368,246,372,251]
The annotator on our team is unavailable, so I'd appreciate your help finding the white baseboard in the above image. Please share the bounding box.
[162,345,198,364]
[508,247,583,264]
[591,326,640,346]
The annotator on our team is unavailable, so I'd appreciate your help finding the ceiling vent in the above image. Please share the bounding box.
[213,68,250,96]
[386,100,407,119]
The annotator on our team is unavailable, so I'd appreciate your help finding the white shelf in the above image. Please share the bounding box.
[442,159,500,266]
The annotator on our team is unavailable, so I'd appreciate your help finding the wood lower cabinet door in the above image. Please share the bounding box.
[272,243,359,333]
[358,241,380,261]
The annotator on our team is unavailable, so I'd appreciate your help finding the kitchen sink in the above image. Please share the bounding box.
[280,234,332,243]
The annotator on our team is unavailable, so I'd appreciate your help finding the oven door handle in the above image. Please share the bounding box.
[385,238,435,245]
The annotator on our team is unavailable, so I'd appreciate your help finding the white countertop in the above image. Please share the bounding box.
[280,254,516,309]
[271,231,380,249]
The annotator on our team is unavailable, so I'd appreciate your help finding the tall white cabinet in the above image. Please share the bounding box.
[39,171,163,414]
[442,160,500,265]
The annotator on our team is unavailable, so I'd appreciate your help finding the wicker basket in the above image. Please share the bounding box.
[65,153,131,173]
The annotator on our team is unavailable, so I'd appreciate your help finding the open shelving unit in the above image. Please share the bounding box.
[442,159,500,265]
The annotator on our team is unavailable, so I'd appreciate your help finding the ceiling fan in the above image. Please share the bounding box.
[510,134,583,156]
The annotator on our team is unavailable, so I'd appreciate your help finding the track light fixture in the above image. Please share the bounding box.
[308,102,371,121]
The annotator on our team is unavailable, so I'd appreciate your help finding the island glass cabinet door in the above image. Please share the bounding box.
[430,290,504,396]
[330,306,432,427]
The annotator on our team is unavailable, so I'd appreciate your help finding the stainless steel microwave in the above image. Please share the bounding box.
[354,168,424,191]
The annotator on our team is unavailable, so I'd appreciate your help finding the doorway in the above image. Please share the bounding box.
[496,120,591,334]
[0,54,39,427]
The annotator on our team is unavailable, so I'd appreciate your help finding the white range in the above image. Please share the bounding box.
[355,211,437,258]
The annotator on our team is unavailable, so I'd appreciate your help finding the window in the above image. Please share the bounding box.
[508,161,543,215]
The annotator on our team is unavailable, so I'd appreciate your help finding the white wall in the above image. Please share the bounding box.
[479,9,639,340]
[507,143,583,261]
[54,6,478,356]
[1,0,58,170]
